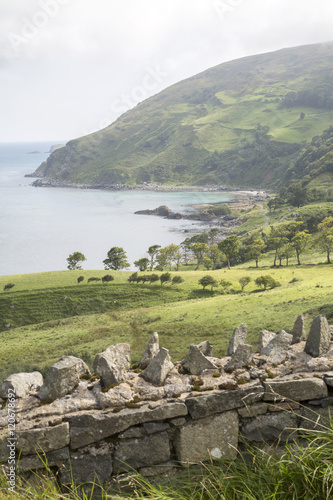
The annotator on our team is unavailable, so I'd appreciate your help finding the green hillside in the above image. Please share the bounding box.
[30,42,333,189]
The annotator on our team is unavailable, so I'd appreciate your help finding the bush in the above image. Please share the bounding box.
[77,276,84,284]
[87,277,101,283]
[128,272,139,283]
[149,274,160,284]
[255,275,280,290]
[102,275,114,283]
[160,272,171,285]
[199,275,219,290]
[137,275,151,284]
[3,283,15,291]
[172,276,184,285]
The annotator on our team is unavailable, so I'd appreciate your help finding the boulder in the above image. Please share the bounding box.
[225,344,253,371]
[263,378,328,402]
[38,356,90,401]
[304,315,331,357]
[180,345,217,375]
[257,330,276,354]
[141,348,174,386]
[266,331,293,365]
[329,325,333,340]
[139,333,159,369]
[0,372,43,399]
[93,344,130,387]
[291,314,306,344]
[227,324,247,356]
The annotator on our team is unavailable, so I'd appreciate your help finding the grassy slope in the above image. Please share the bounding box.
[1,262,333,381]
[32,42,333,188]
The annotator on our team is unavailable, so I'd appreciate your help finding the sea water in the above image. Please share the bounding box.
[0,142,233,275]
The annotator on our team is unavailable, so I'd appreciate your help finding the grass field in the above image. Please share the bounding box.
[1,260,333,382]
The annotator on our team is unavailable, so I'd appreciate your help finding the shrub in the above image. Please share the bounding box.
[128,272,139,283]
[149,274,160,284]
[199,275,219,290]
[255,275,280,290]
[102,275,114,283]
[160,272,171,285]
[87,277,101,283]
[3,283,15,291]
[77,276,84,284]
[172,276,184,285]
[137,275,151,284]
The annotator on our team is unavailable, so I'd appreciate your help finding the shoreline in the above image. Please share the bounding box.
[28,177,269,196]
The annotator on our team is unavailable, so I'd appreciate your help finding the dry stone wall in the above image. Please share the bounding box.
[1,314,333,487]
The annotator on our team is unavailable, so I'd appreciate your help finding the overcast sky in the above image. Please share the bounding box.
[1,0,333,143]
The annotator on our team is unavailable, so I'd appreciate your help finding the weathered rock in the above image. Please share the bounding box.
[60,442,112,485]
[225,344,253,371]
[324,371,333,387]
[257,330,276,354]
[139,333,159,369]
[263,378,328,402]
[227,324,247,356]
[114,432,170,472]
[196,341,213,357]
[17,447,70,473]
[266,331,293,365]
[174,411,238,464]
[291,314,306,344]
[241,412,298,442]
[141,348,174,386]
[38,356,90,401]
[93,344,130,387]
[185,383,264,420]
[238,403,268,418]
[16,423,70,456]
[69,402,188,449]
[304,315,331,357]
[300,405,333,430]
[0,372,43,399]
[329,325,333,340]
[181,345,217,375]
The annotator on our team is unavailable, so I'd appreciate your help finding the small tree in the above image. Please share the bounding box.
[190,242,209,270]
[137,274,151,284]
[255,275,280,290]
[3,283,15,292]
[199,275,219,291]
[239,276,251,292]
[134,258,150,272]
[160,272,171,286]
[103,247,130,270]
[102,275,114,283]
[66,251,86,270]
[148,245,161,270]
[149,274,160,284]
[88,277,101,282]
[245,240,265,268]
[317,217,333,264]
[128,272,139,283]
[77,276,84,284]
[219,279,232,293]
[218,235,240,269]
[291,231,311,265]
[172,276,184,286]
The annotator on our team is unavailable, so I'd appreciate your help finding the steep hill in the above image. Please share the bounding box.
[30,42,333,189]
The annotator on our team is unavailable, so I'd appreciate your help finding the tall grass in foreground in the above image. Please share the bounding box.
[0,423,333,499]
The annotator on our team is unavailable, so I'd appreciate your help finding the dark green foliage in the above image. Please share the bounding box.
[102,275,114,283]
[87,277,101,282]
[255,275,280,290]
[149,274,160,284]
[137,274,151,284]
[128,272,139,283]
[160,272,171,285]
[3,283,15,291]
[77,276,84,284]
[66,251,86,270]
[239,276,251,291]
[103,247,130,270]
[198,275,219,290]
[134,258,150,272]
[172,276,184,286]
[218,235,240,269]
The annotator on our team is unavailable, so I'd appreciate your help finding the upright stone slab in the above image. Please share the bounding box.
[181,345,217,375]
[196,340,213,357]
[304,315,331,357]
[225,344,253,371]
[93,344,130,387]
[141,348,174,386]
[139,332,159,369]
[257,330,276,354]
[174,411,239,464]
[227,324,247,356]
[266,330,293,365]
[0,372,43,399]
[38,356,90,401]
[291,314,306,344]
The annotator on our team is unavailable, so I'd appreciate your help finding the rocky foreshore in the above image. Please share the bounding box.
[26,177,267,195]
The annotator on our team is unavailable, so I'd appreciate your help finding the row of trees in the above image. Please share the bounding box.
[67,214,333,273]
